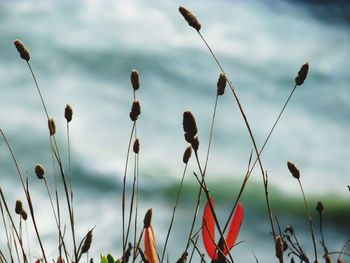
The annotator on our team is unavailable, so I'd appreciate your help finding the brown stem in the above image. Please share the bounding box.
[297,180,318,262]
[197,31,276,242]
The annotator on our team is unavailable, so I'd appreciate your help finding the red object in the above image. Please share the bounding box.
[202,197,244,260]
[144,224,158,263]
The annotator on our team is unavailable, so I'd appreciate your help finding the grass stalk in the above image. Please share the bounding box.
[196,30,276,242]
[161,163,189,263]
[0,130,46,263]
[0,189,27,263]
[122,122,136,253]
[297,180,318,262]
[0,199,14,262]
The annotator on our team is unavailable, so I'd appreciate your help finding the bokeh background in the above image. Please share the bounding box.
[0,0,349,262]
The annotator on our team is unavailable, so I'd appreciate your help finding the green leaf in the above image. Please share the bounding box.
[107,254,115,263]
[100,255,108,263]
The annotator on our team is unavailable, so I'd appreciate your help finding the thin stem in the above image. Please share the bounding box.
[133,153,140,263]
[203,95,219,176]
[0,189,28,263]
[0,199,14,262]
[0,130,46,263]
[221,82,297,236]
[161,163,188,263]
[336,239,350,262]
[197,31,276,241]
[297,180,317,262]
[185,94,220,253]
[122,122,136,252]
[189,236,206,263]
[125,150,138,248]
[193,152,235,263]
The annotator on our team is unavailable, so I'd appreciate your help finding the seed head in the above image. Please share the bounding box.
[179,6,201,31]
[14,39,30,61]
[35,164,45,179]
[217,73,227,96]
[21,209,28,221]
[64,104,73,123]
[143,209,152,228]
[191,136,199,152]
[176,252,188,263]
[275,235,284,260]
[316,201,324,213]
[131,70,140,91]
[182,111,197,138]
[81,229,93,254]
[48,118,56,136]
[15,200,23,215]
[183,146,192,164]
[129,101,141,121]
[295,62,309,86]
[133,138,140,154]
[287,161,300,179]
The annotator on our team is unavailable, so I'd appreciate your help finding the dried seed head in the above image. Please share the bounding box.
[21,209,28,221]
[217,73,227,96]
[131,70,140,91]
[295,62,309,86]
[324,255,332,263]
[275,235,284,260]
[182,146,192,164]
[179,6,201,31]
[14,39,30,61]
[316,201,324,213]
[284,225,294,235]
[64,104,73,123]
[287,161,300,179]
[122,243,132,263]
[133,138,140,154]
[81,229,93,254]
[176,252,188,263]
[191,136,199,152]
[143,208,152,228]
[183,111,197,138]
[15,200,23,215]
[129,101,141,121]
[48,118,56,136]
[35,164,45,179]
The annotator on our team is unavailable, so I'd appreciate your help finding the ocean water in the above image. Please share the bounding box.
[0,0,349,262]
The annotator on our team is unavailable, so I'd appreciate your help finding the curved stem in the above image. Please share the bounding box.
[197,31,276,241]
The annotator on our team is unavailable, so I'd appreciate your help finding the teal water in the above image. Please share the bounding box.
[0,0,349,262]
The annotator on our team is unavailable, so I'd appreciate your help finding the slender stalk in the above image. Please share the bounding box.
[0,200,14,262]
[223,85,297,232]
[192,152,235,263]
[161,163,188,263]
[203,95,219,175]
[122,122,136,252]
[125,150,138,248]
[197,31,276,241]
[0,130,46,263]
[189,236,206,263]
[297,180,318,262]
[185,95,220,253]
[133,153,140,263]
[26,59,76,262]
[0,189,28,263]
[336,239,350,262]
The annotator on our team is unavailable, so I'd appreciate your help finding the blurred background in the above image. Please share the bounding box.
[0,0,349,262]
